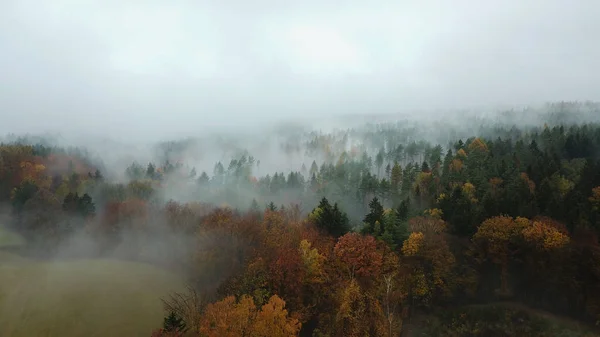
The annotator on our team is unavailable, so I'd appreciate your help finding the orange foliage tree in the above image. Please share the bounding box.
[334,233,383,281]
[199,294,301,337]
[472,215,527,296]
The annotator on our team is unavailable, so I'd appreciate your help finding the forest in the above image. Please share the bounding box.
[2,102,600,336]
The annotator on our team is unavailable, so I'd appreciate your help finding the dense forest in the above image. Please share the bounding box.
[2,102,600,336]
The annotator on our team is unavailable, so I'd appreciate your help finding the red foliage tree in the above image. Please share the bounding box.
[334,233,383,281]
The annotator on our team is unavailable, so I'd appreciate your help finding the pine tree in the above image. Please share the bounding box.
[163,311,186,333]
[146,163,156,179]
[93,169,104,181]
[310,160,319,177]
[363,197,385,236]
[250,198,260,212]
[376,148,385,177]
[78,193,96,217]
[309,197,350,237]
[397,197,410,221]
[197,172,209,186]
[267,202,277,211]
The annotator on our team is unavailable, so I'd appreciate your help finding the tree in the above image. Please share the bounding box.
[21,188,62,236]
[199,295,255,337]
[397,197,410,221]
[146,162,156,179]
[126,180,154,200]
[385,163,391,179]
[125,162,144,180]
[376,148,385,177]
[11,180,39,215]
[363,197,384,236]
[299,239,325,284]
[267,202,277,211]
[162,311,186,333]
[390,162,403,201]
[378,209,408,250]
[93,169,104,181]
[199,295,300,337]
[63,192,95,218]
[333,278,385,337]
[401,228,455,308]
[334,233,383,280]
[472,215,528,296]
[521,218,570,251]
[310,160,319,177]
[250,198,260,213]
[309,197,350,237]
[197,171,210,186]
[442,149,453,178]
[252,295,302,337]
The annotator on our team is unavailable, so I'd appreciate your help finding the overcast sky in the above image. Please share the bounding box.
[1,0,599,141]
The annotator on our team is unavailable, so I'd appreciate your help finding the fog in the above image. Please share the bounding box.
[2,2,600,334]
[1,0,599,142]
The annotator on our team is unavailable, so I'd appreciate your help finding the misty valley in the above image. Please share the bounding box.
[0,103,599,336]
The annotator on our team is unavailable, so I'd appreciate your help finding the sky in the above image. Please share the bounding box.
[0,0,599,142]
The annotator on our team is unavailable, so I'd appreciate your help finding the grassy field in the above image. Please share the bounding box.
[0,225,26,248]
[0,227,185,337]
[406,302,600,337]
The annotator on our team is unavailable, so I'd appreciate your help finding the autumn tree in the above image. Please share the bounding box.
[332,278,387,337]
[299,239,326,285]
[199,295,300,337]
[401,223,455,309]
[472,215,528,296]
[334,233,383,281]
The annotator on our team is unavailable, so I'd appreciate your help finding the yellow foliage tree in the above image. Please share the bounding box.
[334,278,387,337]
[19,161,50,188]
[424,208,443,220]
[408,216,446,234]
[590,186,600,212]
[252,295,302,337]
[489,177,503,196]
[551,174,575,199]
[450,159,463,172]
[522,220,570,251]
[472,216,527,295]
[467,137,488,153]
[402,232,424,256]
[402,230,455,307]
[54,180,70,202]
[200,294,300,337]
[299,239,325,284]
[520,173,536,194]
[462,182,478,203]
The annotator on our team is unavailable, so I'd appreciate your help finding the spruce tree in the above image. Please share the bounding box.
[163,311,186,333]
[309,197,350,237]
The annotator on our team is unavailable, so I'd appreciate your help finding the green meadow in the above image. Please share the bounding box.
[0,226,185,337]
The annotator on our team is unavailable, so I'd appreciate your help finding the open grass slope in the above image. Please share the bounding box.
[0,227,185,337]
[0,225,26,248]
[407,302,600,337]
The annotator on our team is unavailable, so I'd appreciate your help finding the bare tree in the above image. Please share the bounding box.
[161,285,209,335]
